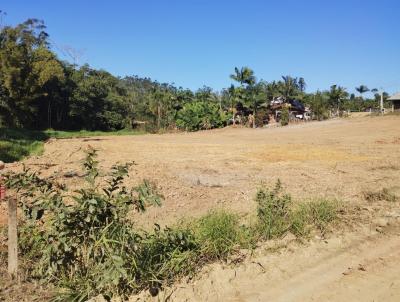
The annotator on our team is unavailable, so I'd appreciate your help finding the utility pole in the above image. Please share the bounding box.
[380,91,384,115]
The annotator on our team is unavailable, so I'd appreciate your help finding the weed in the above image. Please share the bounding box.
[291,199,338,236]
[256,180,292,239]
[256,180,339,238]
[194,210,245,260]
[364,188,398,202]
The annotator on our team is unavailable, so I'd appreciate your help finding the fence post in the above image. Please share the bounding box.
[0,161,18,278]
[7,197,18,277]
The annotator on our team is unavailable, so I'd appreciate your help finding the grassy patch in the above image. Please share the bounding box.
[0,128,145,162]
[193,210,251,260]
[44,128,145,139]
[0,128,48,162]
[363,188,398,202]
[255,180,339,238]
[291,199,339,237]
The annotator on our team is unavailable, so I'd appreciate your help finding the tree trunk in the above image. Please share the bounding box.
[253,106,256,128]
[157,103,161,129]
[48,99,52,129]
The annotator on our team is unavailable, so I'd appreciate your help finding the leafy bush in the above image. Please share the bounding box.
[5,147,163,300]
[280,107,289,126]
[305,92,330,120]
[176,101,228,131]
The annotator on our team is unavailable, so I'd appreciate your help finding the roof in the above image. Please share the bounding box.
[388,92,400,101]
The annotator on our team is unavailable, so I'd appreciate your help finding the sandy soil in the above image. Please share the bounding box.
[2,115,399,227]
[1,115,399,301]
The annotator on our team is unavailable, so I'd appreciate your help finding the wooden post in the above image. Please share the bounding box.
[7,197,18,277]
[0,160,17,277]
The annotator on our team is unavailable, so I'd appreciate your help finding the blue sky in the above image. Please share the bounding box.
[2,0,400,95]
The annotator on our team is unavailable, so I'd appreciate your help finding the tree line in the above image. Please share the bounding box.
[0,19,390,132]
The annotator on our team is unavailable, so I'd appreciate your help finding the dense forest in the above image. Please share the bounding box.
[0,19,390,132]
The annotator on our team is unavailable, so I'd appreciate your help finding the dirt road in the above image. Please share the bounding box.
[134,218,400,302]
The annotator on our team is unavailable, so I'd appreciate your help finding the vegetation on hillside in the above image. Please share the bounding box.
[0,18,391,136]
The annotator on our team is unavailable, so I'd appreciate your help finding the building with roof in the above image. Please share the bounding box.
[388,92,400,111]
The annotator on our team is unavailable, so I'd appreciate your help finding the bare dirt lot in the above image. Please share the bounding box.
[1,115,400,301]
[2,115,399,226]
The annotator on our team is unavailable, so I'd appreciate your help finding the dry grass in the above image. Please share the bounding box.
[249,144,371,163]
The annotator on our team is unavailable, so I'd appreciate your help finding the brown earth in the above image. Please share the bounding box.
[2,115,399,227]
[1,115,400,301]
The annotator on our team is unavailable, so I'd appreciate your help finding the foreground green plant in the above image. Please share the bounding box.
[6,147,163,300]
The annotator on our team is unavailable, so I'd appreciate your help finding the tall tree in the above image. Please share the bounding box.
[230,67,259,128]
[280,75,299,99]
[0,19,56,127]
[355,85,369,99]
[230,67,256,87]
[328,85,348,112]
[298,77,306,92]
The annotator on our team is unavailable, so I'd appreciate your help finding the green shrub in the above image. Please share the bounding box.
[5,147,163,300]
[280,107,289,126]
[256,180,292,239]
[176,101,227,131]
[307,199,338,231]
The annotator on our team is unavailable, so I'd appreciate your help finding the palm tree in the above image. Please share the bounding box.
[230,67,259,128]
[266,81,280,101]
[230,67,256,87]
[329,85,348,112]
[228,84,238,125]
[280,75,299,99]
[355,85,369,99]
